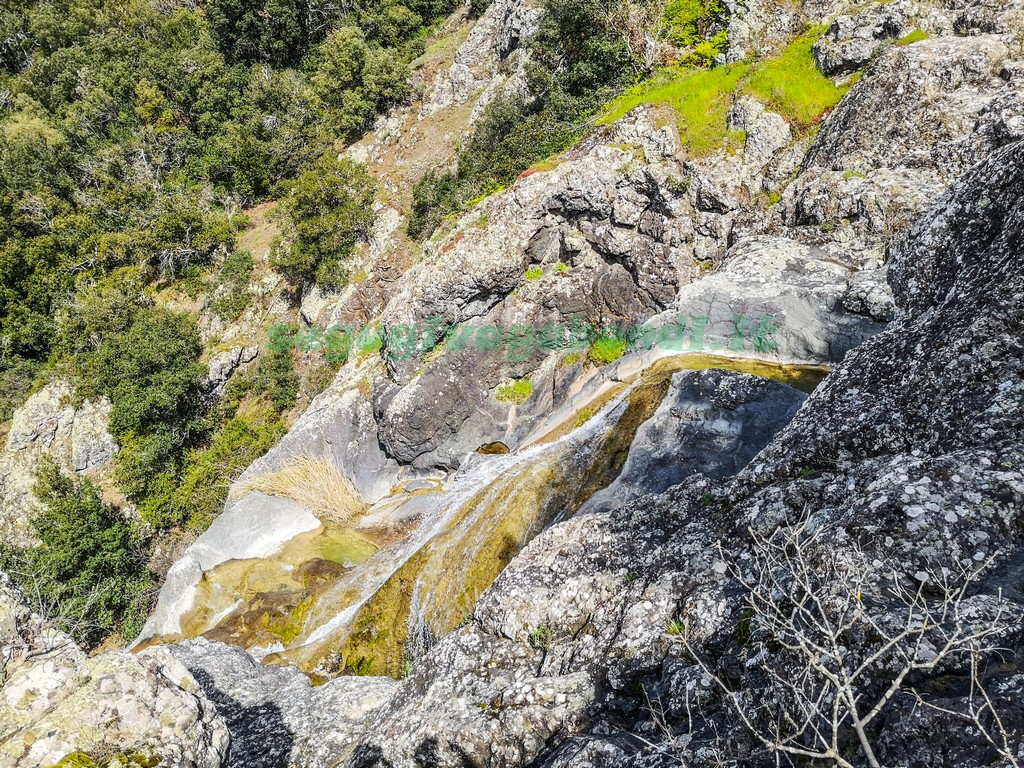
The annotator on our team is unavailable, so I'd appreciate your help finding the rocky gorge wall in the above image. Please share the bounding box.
[3,0,1024,764]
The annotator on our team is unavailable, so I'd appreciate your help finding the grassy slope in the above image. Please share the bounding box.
[599,26,852,156]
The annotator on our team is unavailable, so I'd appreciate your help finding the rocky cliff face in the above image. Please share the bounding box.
[334,131,1024,768]
[4,0,1024,764]
[0,380,119,546]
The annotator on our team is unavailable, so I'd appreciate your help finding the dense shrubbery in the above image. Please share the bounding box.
[0,0,455,413]
[271,154,377,286]
[0,458,155,647]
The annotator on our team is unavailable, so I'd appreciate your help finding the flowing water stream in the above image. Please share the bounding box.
[172,354,829,678]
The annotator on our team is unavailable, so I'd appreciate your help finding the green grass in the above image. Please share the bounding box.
[525,266,544,280]
[599,25,851,157]
[897,29,929,45]
[600,63,750,156]
[496,378,534,405]
[744,26,848,126]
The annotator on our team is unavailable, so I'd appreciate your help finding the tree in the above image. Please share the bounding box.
[0,458,155,647]
[206,0,311,67]
[308,26,410,136]
[271,153,376,287]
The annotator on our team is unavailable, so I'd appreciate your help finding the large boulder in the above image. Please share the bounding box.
[0,379,118,546]
[167,640,397,768]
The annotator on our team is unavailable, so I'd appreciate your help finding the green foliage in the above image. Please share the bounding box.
[271,154,377,286]
[0,356,40,422]
[208,250,255,322]
[75,307,206,439]
[0,459,155,648]
[601,26,850,157]
[0,0,451,414]
[897,29,929,45]
[525,266,544,280]
[666,619,685,635]
[662,0,725,50]
[600,62,750,155]
[408,0,638,239]
[530,623,554,651]
[225,347,301,414]
[308,27,411,138]
[61,298,210,528]
[175,400,288,532]
[207,0,311,67]
[495,378,534,405]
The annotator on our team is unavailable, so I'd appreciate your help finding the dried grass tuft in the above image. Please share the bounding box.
[242,454,367,524]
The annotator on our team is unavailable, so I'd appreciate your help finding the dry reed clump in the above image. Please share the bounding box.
[242,454,367,524]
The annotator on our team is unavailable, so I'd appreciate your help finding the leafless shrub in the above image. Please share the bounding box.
[672,517,1021,768]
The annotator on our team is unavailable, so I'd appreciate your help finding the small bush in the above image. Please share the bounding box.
[530,623,554,651]
[0,459,155,648]
[589,335,627,366]
[226,347,300,414]
[0,357,40,422]
[208,250,255,322]
[495,378,534,405]
[175,400,288,532]
[242,454,367,523]
[662,0,724,48]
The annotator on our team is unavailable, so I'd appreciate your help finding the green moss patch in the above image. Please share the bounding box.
[496,378,534,404]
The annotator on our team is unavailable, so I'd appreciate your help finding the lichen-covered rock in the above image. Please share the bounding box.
[340,139,1024,768]
[0,379,118,546]
[204,346,259,400]
[0,573,229,768]
[167,639,397,768]
[812,1,916,76]
[805,33,1022,177]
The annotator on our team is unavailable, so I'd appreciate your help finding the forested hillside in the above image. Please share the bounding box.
[0,0,456,642]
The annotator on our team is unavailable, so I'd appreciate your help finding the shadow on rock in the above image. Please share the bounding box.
[187,665,295,768]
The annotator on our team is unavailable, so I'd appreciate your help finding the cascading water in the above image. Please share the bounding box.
[168,353,828,678]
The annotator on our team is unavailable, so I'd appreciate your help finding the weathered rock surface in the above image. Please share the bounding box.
[167,640,396,768]
[340,139,1024,767]
[204,346,259,400]
[580,370,806,515]
[0,379,118,546]
[67,1,1024,765]
[0,573,229,768]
